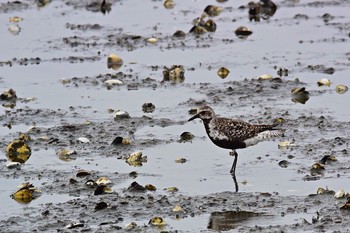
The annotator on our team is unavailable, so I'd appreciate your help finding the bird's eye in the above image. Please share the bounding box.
[200,111,209,117]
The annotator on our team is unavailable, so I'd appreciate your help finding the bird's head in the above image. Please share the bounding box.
[188,106,215,122]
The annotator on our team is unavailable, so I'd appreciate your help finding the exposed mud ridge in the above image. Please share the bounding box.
[0,56,102,67]
[0,189,349,232]
[59,33,218,52]
[0,1,29,13]
[1,0,350,232]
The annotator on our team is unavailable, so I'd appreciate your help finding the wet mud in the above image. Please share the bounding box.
[1,0,350,232]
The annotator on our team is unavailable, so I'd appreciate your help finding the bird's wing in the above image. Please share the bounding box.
[215,118,257,141]
[253,123,277,133]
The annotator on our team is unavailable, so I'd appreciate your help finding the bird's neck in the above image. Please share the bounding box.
[203,117,216,134]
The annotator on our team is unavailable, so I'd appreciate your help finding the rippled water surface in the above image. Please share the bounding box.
[1,0,349,231]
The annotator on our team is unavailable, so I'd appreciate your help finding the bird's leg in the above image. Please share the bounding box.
[229,150,238,175]
[229,150,239,192]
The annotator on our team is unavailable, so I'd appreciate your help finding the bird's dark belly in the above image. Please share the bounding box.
[209,137,246,150]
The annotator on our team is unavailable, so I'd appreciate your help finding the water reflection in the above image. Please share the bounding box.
[234,26,253,40]
[36,0,51,8]
[85,0,112,14]
[208,210,261,231]
[291,95,310,104]
[232,174,239,192]
[162,65,185,84]
[6,139,31,163]
[291,87,310,104]
[11,183,41,204]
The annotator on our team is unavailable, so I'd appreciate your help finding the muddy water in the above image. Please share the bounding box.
[1,0,350,232]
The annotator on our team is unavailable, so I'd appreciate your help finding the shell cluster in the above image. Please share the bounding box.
[142,102,156,113]
[56,149,77,161]
[248,0,277,22]
[179,132,195,142]
[217,67,230,79]
[235,26,253,39]
[0,88,17,100]
[316,78,348,94]
[189,4,223,35]
[6,139,31,163]
[111,136,131,145]
[163,0,175,9]
[335,84,348,94]
[317,78,331,86]
[291,87,310,104]
[11,183,41,204]
[114,110,130,119]
[8,16,23,35]
[315,187,350,210]
[310,154,337,175]
[107,54,123,70]
[149,216,166,226]
[125,151,147,167]
[163,65,185,83]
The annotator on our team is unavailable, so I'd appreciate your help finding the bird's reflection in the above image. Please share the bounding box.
[85,0,112,14]
[208,210,261,231]
[232,174,239,192]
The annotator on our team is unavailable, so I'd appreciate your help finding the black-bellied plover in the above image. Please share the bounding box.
[188,105,283,190]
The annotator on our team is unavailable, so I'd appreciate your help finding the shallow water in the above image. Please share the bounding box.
[1,0,349,118]
[129,125,349,196]
[0,178,73,220]
[1,0,349,231]
[117,211,314,232]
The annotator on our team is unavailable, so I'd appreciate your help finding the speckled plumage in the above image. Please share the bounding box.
[188,105,283,182]
[189,106,282,150]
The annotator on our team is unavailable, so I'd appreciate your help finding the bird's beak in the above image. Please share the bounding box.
[188,113,200,122]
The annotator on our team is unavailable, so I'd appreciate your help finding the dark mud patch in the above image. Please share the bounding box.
[1,189,349,232]
[66,23,103,31]
[1,0,350,232]
[0,56,102,67]
[0,1,29,13]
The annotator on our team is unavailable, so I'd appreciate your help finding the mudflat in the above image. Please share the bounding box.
[1,0,349,232]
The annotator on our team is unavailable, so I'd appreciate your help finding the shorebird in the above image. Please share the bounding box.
[188,106,283,191]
